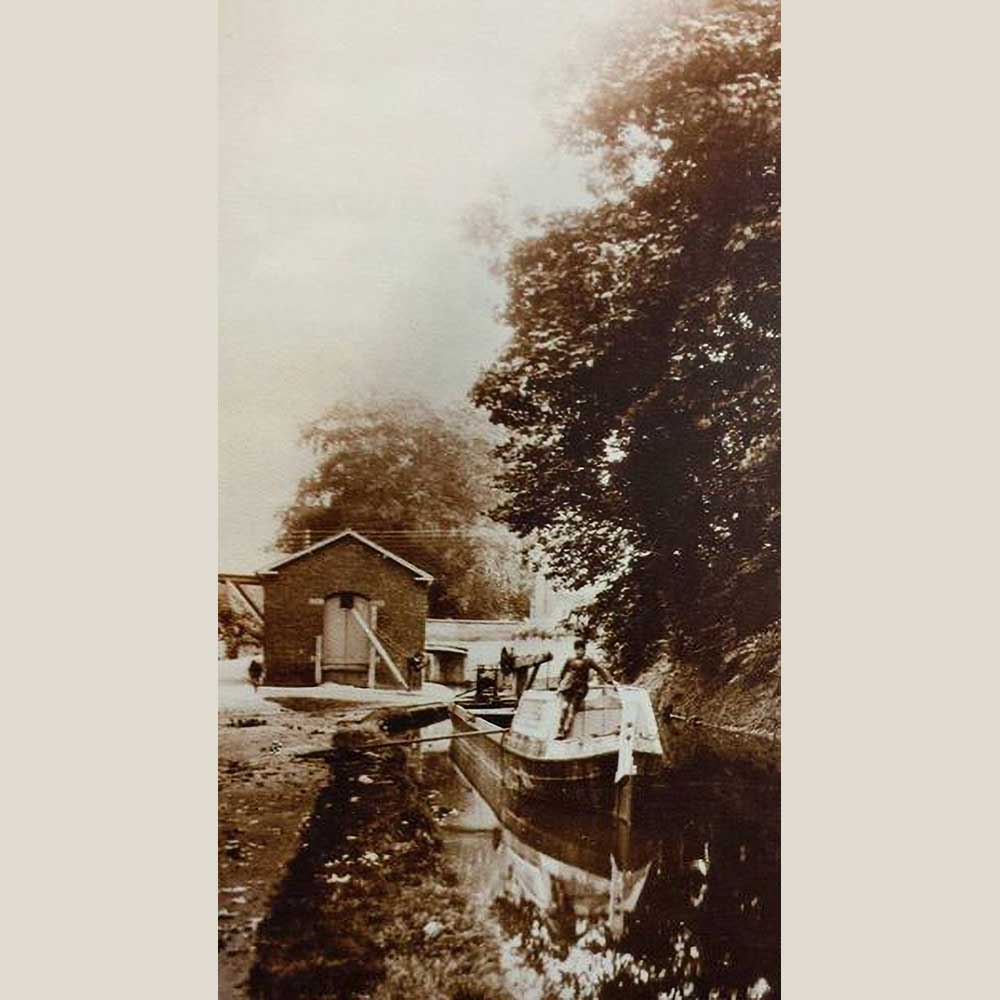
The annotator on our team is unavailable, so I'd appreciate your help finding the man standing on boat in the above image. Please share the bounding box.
[555,638,618,740]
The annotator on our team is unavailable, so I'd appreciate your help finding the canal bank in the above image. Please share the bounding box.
[218,663,466,999]
[638,641,781,776]
[218,698,398,997]
[219,677,511,1000]
[247,739,512,1000]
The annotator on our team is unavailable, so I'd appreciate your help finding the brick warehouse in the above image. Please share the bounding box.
[257,529,432,687]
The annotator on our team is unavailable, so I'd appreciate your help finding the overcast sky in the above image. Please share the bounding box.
[220,0,624,571]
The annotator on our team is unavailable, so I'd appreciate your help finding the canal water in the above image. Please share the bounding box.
[416,724,780,1000]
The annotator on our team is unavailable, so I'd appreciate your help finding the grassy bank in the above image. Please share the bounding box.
[248,741,511,1000]
[638,629,781,775]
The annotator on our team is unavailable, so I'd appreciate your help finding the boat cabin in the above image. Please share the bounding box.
[508,688,662,755]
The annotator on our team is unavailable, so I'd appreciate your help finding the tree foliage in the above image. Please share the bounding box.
[472,0,780,676]
[218,594,263,657]
[276,398,530,619]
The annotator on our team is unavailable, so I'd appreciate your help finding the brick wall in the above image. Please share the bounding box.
[261,536,429,687]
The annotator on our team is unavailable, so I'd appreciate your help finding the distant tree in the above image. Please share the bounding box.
[218,594,263,658]
[472,0,780,675]
[276,398,530,619]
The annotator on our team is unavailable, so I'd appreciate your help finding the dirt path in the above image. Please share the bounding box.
[218,705,363,997]
[218,684,478,1000]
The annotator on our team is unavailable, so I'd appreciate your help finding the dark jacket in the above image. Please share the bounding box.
[557,655,612,696]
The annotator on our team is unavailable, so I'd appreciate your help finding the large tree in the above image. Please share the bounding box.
[472,0,780,676]
[276,398,530,619]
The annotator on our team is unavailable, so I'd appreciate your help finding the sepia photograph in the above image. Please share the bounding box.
[9,2,998,997]
[219,2,780,997]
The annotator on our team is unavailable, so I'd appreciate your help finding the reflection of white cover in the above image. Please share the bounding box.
[501,831,652,933]
[507,843,553,910]
[608,853,624,939]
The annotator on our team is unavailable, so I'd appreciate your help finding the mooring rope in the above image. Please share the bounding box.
[667,713,779,741]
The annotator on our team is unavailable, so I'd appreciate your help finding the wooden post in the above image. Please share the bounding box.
[514,669,525,700]
[614,775,634,826]
[350,607,408,689]
[526,661,543,693]
[613,811,633,871]
[367,605,378,688]
[226,579,263,623]
[294,726,503,759]
[314,635,322,685]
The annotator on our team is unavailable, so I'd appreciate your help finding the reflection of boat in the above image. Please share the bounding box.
[437,725,781,1000]
[495,815,653,943]
[436,733,781,999]
[500,796,657,878]
[450,685,664,818]
[441,780,657,945]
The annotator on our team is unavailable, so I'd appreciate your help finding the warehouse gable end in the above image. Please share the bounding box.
[259,528,434,582]
[258,530,431,688]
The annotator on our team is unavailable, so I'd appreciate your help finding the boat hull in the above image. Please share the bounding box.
[450,693,517,729]
[449,701,662,818]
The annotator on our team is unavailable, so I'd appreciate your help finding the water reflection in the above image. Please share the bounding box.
[422,747,779,1000]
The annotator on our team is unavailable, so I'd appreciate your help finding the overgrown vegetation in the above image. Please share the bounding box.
[218,594,263,657]
[248,746,511,1000]
[473,0,780,677]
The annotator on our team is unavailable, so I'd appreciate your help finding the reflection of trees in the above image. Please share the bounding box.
[492,892,565,974]
[490,870,687,999]
[490,889,675,1000]
[614,796,780,999]
[486,778,779,1000]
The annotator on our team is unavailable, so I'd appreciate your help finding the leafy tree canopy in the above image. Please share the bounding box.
[472,0,780,676]
[276,398,531,619]
[218,594,262,658]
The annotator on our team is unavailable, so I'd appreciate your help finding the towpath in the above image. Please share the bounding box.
[217,659,458,997]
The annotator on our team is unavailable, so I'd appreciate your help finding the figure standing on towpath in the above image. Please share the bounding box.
[555,638,618,740]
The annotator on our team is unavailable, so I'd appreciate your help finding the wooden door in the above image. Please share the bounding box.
[322,593,371,666]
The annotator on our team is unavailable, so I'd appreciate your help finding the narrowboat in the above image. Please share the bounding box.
[452,664,519,728]
[449,684,665,819]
